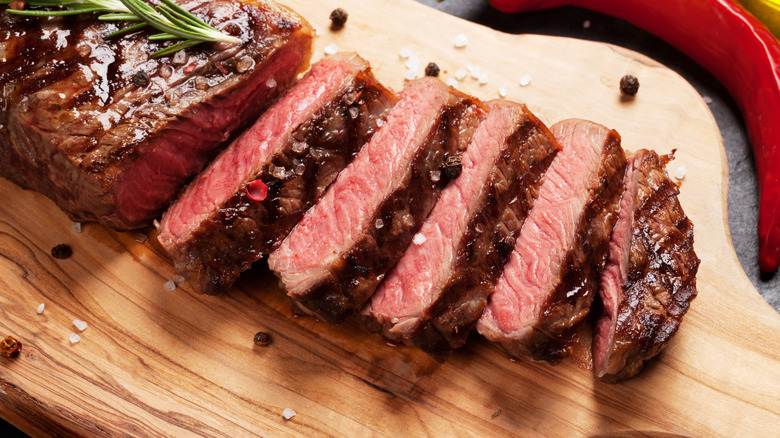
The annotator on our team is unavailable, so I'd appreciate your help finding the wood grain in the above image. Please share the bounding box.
[2,0,779,436]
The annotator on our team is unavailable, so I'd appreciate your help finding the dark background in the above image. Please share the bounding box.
[2,0,777,435]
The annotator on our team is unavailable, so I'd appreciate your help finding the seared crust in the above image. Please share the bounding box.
[598,150,699,382]
[0,0,312,229]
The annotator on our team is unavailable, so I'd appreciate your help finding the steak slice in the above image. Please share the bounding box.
[362,100,560,360]
[158,52,397,295]
[593,149,699,382]
[477,119,626,363]
[268,78,486,324]
[0,0,312,229]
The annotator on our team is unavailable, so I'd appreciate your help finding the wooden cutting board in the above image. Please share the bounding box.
[1,0,779,436]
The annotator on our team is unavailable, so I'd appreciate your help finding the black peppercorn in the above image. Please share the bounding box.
[1,336,22,359]
[51,243,73,260]
[442,155,463,180]
[253,331,271,346]
[133,70,150,87]
[329,8,348,30]
[620,75,639,96]
[424,62,440,77]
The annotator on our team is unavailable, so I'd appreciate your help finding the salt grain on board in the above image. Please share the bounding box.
[453,33,468,48]
[519,74,532,87]
[478,73,489,85]
[312,24,320,36]
[446,78,458,87]
[73,319,88,332]
[675,165,687,180]
[455,68,467,80]
[69,333,81,344]
[399,46,414,59]
[72,222,82,234]
[324,43,339,55]
[498,86,507,98]
[173,275,186,283]
[282,408,296,420]
[36,303,45,315]
[164,280,177,291]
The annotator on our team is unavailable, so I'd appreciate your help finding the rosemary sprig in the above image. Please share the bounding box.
[1,0,242,57]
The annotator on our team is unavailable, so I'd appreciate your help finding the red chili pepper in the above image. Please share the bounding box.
[491,0,780,272]
[246,179,268,201]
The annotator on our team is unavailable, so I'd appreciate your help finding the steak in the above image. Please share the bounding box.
[268,78,486,324]
[593,149,699,382]
[362,100,560,360]
[0,0,313,229]
[477,119,626,362]
[158,52,397,295]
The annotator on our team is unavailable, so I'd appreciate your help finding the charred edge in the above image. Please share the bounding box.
[175,76,395,295]
[408,118,561,357]
[532,131,627,362]
[296,97,485,324]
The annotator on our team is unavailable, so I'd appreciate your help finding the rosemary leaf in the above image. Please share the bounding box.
[104,21,145,38]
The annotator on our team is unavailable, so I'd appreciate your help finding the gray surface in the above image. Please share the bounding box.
[417,0,780,312]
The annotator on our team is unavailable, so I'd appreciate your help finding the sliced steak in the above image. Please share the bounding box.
[158,53,397,295]
[593,149,699,382]
[477,119,626,363]
[362,100,560,360]
[268,78,486,324]
[0,0,312,229]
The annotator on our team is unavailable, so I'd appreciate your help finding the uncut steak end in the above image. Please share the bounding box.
[158,53,397,295]
[593,149,699,382]
[269,78,486,324]
[362,100,560,360]
[0,0,313,229]
[477,119,626,363]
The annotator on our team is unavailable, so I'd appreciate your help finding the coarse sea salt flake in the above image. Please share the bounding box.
[703,96,713,104]
[446,78,458,87]
[283,408,296,420]
[583,20,591,29]
[399,46,414,59]
[470,66,481,79]
[73,319,88,332]
[37,303,45,315]
[69,333,81,344]
[453,33,468,48]
[413,233,427,245]
[164,280,177,291]
[324,43,339,55]
[478,73,489,85]
[72,222,82,234]
[498,86,507,98]
[405,55,420,70]
[675,165,687,180]
[266,77,277,88]
[312,24,320,36]
[173,275,186,283]
[404,68,418,80]
[455,68,467,80]
[519,74,532,86]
